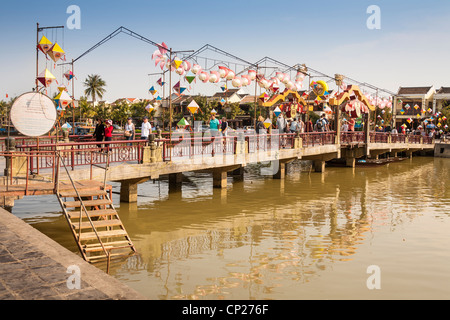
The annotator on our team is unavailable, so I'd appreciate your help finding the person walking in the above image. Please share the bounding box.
[276,114,288,133]
[141,116,152,140]
[255,116,265,134]
[348,118,355,132]
[290,117,299,133]
[104,120,114,153]
[124,117,135,146]
[93,118,105,152]
[209,114,220,137]
[316,114,327,132]
[221,117,229,137]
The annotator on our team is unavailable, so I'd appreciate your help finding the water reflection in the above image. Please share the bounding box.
[18,157,450,299]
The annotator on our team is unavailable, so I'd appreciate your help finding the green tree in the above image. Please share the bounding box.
[111,101,132,126]
[83,74,106,103]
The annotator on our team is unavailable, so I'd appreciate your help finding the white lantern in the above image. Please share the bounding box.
[209,72,218,83]
[276,72,285,82]
[232,77,242,88]
[192,64,202,74]
[226,70,235,81]
[248,70,256,80]
[176,67,185,75]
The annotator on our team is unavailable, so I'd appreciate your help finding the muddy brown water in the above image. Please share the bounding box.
[13,156,450,299]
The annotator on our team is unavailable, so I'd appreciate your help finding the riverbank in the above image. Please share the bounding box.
[0,207,146,300]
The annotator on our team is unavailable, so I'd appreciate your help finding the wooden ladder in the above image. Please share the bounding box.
[54,151,136,266]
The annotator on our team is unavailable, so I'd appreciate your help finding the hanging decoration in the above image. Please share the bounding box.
[37,69,56,87]
[149,86,157,95]
[64,70,75,81]
[185,71,196,84]
[263,118,272,129]
[177,117,189,128]
[273,106,282,117]
[48,43,65,63]
[187,100,199,114]
[38,36,53,54]
[54,90,72,108]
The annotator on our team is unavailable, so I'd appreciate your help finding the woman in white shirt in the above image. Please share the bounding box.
[124,117,135,146]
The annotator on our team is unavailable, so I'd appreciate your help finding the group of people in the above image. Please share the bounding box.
[92,116,153,151]
[253,113,335,134]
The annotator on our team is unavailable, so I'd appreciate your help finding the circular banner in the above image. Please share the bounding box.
[10,92,57,137]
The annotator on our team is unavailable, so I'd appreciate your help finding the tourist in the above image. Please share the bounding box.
[255,116,265,134]
[391,127,398,135]
[315,114,327,132]
[209,114,220,136]
[348,118,355,132]
[290,117,299,133]
[221,117,229,137]
[341,119,349,132]
[141,116,152,140]
[298,117,305,133]
[124,117,135,146]
[93,118,105,151]
[276,114,288,134]
[306,118,313,132]
[104,120,114,153]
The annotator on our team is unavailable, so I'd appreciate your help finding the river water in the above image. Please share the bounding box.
[12,156,450,300]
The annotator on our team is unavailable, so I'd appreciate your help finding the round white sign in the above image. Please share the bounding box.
[10,92,57,137]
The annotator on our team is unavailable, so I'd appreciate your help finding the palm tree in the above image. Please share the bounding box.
[83,74,106,103]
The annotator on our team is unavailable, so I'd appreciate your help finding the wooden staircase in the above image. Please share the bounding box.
[53,150,136,266]
[56,187,136,263]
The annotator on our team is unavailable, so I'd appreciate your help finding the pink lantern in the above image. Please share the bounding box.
[182,61,191,72]
[248,70,256,80]
[218,66,229,79]
[276,72,285,82]
[209,71,220,83]
[176,66,185,76]
[232,77,242,88]
[198,71,209,83]
[295,71,305,82]
[226,70,235,81]
[282,75,291,85]
[192,64,202,74]
[241,75,251,87]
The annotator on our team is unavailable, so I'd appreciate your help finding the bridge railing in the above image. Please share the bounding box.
[14,139,147,174]
[160,133,237,162]
[390,133,407,143]
[300,131,336,147]
[341,132,365,144]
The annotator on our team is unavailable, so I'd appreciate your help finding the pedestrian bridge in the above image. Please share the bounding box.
[0,130,435,207]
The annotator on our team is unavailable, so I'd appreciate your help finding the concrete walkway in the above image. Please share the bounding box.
[0,207,146,300]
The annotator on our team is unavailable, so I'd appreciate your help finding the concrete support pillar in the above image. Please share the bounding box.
[169,173,183,192]
[273,161,286,179]
[231,166,244,180]
[213,170,227,189]
[345,157,356,168]
[314,160,326,173]
[390,152,397,158]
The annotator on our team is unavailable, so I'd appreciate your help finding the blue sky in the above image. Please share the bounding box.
[1,0,450,101]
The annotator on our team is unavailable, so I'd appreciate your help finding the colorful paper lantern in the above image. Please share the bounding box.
[48,43,65,63]
[37,68,56,87]
[37,36,52,54]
